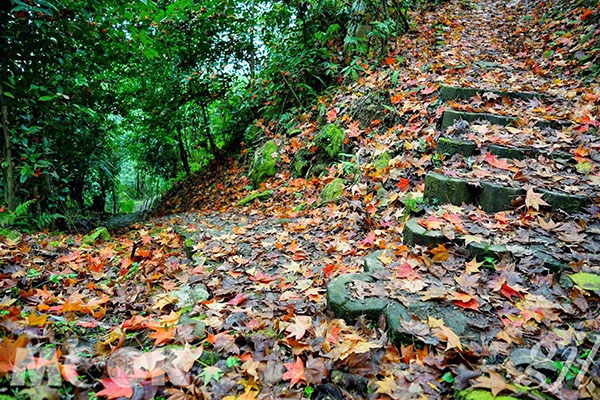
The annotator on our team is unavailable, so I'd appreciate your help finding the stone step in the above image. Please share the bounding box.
[326,271,489,346]
[424,169,594,213]
[403,206,600,272]
[440,109,571,131]
[440,85,542,102]
[435,121,599,162]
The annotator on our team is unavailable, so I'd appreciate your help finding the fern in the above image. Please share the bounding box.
[0,200,35,228]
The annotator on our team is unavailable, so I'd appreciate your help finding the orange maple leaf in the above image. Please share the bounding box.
[282,358,306,388]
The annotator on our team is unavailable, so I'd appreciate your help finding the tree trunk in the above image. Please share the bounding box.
[176,127,190,176]
[0,84,16,211]
[201,103,218,157]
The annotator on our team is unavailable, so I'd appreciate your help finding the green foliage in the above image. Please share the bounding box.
[1,0,417,231]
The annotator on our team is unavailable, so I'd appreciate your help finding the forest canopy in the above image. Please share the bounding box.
[0,0,411,230]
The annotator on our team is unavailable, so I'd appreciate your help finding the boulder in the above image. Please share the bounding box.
[249,140,279,188]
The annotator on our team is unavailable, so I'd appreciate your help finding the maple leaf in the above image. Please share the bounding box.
[286,316,312,340]
[421,85,437,95]
[228,292,246,306]
[484,153,511,170]
[326,108,337,123]
[148,326,175,346]
[200,366,223,386]
[282,358,306,388]
[0,336,28,375]
[346,121,361,138]
[472,371,516,397]
[375,375,399,396]
[465,257,483,274]
[172,342,203,372]
[96,369,133,399]
[396,178,410,191]
[525,188,549,211]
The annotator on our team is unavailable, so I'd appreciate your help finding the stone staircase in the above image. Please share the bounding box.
[326,85,600,349]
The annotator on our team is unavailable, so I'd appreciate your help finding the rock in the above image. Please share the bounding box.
[330,370,368,395]
[315,124,345,159]
[326,273,388,323]
[249,140,279,188]
[441,109,517,130]
[535,119,572,129]
[478,181,525,213]
[424,172,477,206]
[539,189,589,213]
[466,241,508,260]
[237,190,273,206]
[385,300,473,346]
[373,152,391,169]
[403,218,446,247]
[321,178,345,203]
[436,137,477,157]
[173,284,210,309]
[510,347,556,372]
[486,144,532,160]
[364,251,384,272]
[291,149,311,178]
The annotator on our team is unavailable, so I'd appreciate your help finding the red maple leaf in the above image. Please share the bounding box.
[327,108,337,123]
[396,178,410,191]
[96,369,133,399]
[484,153,511,170]
[282,358,306,388]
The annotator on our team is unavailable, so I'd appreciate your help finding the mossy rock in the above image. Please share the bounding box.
[315,124,346,159]
[539,189,589,213]
[455,389,519,400]
[436,137,477,157]
[478,181,525,213]
[534,119,572,130]
[249,140,279,188]
[424,173,477,206]
[327,273,388,323]
[373,153,392,169]
[237,190,273,206]
[321,178,345,203]
[441,110,517,130]
[386,300,475,346]
[403,219,446,247]
[440,85,541,101]
[486,144,533,160]
[466,241,508,260]
[364,250,385,272]
[291,149,311,178]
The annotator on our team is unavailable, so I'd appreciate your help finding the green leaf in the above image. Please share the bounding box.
[3,92,14,99]
[569,272,600,291]
[38,96,53,102]
[200,366,223,386]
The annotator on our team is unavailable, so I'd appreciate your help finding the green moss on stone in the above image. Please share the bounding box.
[441,110,516,130]
[436,137,477,157]
[403,218,446,246]
[249,140,279,187]
[315,124,346,158]
[327,273,388,323]
[237,190,273,206]
[539,189,589,213]
[487,144,531,160]
[373,153,392,169]
[424,173,476,206]
[478,181,525,213]
[321,178,345,203]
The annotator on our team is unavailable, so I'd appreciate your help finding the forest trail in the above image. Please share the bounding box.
[2,0,599,399]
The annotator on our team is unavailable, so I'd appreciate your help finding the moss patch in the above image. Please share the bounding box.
[373,152,391,169]
[249,140,279,188]
[237,190,273,206]
[321,178,345,203]
[455,389,519,400]
[315,124,345,158]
